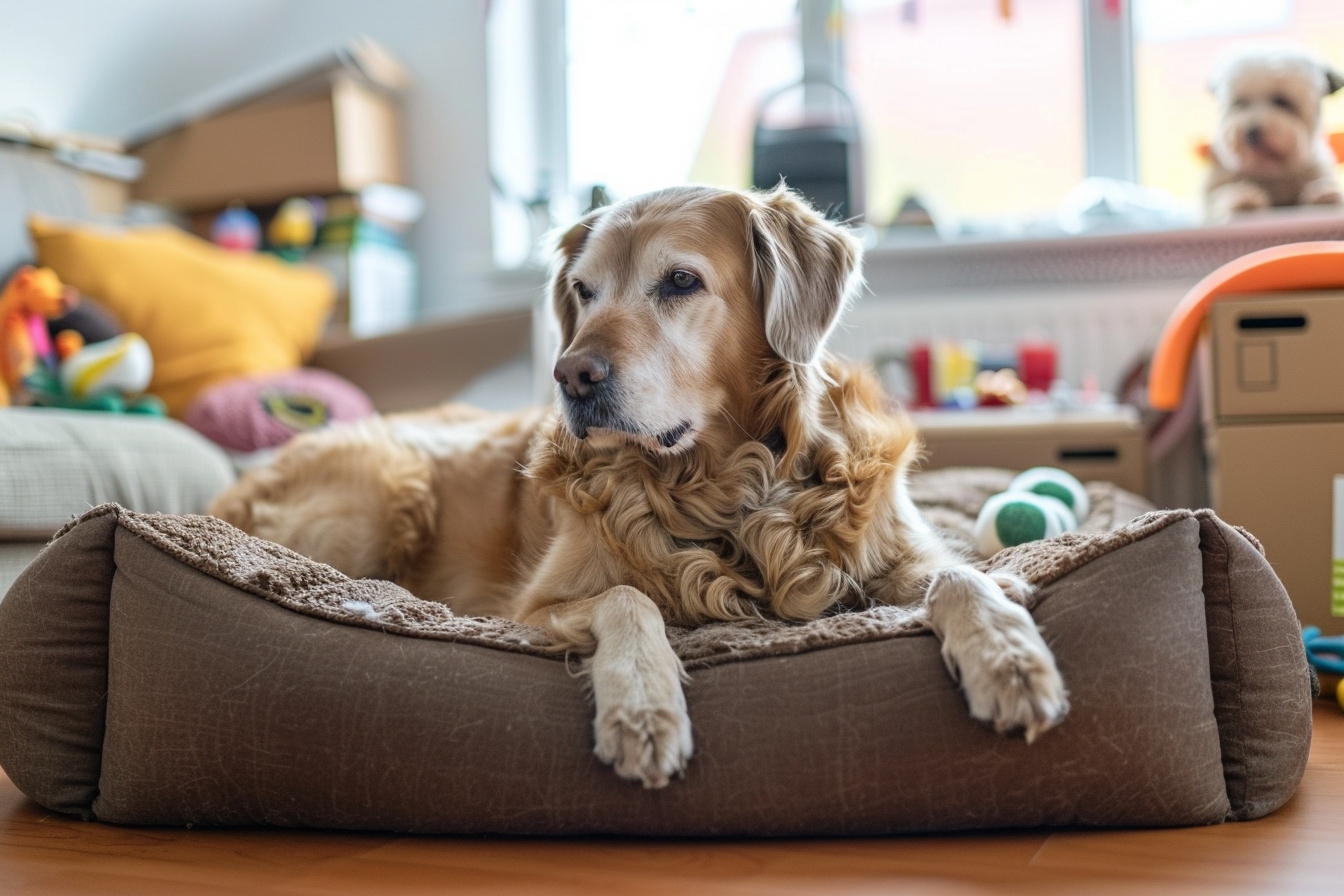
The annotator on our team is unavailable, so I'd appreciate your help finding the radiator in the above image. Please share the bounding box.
[830,282,1188,397]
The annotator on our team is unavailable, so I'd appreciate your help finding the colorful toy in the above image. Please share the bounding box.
[1302,627,1344,711]
[25,332,164,415]
[1,265,76,406]
[2,265,164,414]
[973,368,1027,407]
[268,197,318,261]
[211,204,262,252]
[974,467,1090,558]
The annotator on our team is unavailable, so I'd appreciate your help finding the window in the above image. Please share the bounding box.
[566,0,1085,229]
[489,0,1344,265]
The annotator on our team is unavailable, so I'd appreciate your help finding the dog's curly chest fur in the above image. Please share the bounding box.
[529,365,925,626]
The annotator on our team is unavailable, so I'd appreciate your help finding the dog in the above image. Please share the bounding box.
[1206,47,1344,221]
[210,185,1068,788]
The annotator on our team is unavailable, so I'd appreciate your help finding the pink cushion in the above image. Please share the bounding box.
[183,368,374,452]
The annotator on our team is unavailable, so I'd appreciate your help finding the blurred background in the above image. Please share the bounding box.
[5,0,1343,322]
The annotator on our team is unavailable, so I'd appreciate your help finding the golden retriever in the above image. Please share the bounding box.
[211,185,1068,788]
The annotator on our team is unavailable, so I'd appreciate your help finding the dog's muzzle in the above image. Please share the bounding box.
[553,353,690,448]
[554,351,622,439]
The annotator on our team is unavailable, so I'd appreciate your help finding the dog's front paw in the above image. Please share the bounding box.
[943,601,1069,743]
[928,567,1068,743]
[1301,178,1343,206]
[594,699,693,789]
[585,586,694,788]
[1207,181,1270,222]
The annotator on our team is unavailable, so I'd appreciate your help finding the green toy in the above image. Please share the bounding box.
[974,467,1090,558]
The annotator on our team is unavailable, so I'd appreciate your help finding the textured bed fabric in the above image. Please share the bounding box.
[0,511,115,817]
[0,479,1313,834]
[0,408,235,540]
[88,520,1226,834]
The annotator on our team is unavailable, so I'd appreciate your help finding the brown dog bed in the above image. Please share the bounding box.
[0,470,1311,835]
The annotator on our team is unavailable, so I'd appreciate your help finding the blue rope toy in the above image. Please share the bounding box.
[1303,627,1344,675]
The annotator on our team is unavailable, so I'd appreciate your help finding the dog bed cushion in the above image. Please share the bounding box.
[0,471,1311,836]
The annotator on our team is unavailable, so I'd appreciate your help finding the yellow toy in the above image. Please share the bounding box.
[268,197,317,261]
[0,266,75,406]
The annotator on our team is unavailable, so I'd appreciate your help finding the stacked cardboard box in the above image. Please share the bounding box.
[1202,291,1344,635]
[127,37,418,338]
[127,37,409,210]
[910,406,1147,497]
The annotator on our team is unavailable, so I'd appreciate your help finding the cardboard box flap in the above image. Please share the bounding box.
[125,36,410,148]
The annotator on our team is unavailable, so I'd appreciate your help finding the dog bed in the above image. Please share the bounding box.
[0,470,1311,836]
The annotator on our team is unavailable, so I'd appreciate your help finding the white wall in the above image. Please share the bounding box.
[0,0,496,320]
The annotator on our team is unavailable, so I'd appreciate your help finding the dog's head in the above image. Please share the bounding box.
[547,185,862,455]
[1209,48,1344,179]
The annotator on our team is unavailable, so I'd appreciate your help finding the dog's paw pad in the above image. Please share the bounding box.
[594,705,693,789]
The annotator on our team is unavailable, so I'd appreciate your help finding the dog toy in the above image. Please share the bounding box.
[26,332,165,415]
[268,197,318,261]
[1204,47,1344,221]
[1302,627,1344,711]
[974,467,1090,558]
[211,204,262,252]
[1,265,76,406]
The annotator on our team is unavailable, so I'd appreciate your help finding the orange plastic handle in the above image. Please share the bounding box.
[1148,242,1344,411]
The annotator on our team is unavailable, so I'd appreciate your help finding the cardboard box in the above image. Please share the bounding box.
[909,406,1147,497]
[311,310,531,414]
[1204,291,1344,635]
[127,38,408,211]
[1209,290,1344,419]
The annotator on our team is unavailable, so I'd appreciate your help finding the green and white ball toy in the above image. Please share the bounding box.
[973,468,1089,558]
[1008,467,1089,522]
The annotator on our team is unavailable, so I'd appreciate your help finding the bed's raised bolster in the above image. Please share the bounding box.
[1197,514,1312,820]
[0,503,1313,834]
[0,506,117,818]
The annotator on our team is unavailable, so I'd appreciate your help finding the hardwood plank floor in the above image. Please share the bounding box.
[1,701,1341,894]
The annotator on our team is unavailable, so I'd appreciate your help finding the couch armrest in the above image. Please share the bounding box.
[310,311,531,413]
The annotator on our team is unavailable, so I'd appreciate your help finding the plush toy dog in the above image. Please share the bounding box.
[1205,47,1344,222]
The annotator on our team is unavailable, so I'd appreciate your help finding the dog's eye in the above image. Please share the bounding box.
[1271,94,1295,112]
[659,270,703,300]
[574,280,596,303]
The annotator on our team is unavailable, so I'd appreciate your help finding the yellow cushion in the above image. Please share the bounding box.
[29,216,334,416]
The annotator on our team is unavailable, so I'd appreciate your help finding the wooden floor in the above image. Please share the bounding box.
[1,702,1341,895]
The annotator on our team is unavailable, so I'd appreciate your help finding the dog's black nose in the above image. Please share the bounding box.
[1246,126,1263,146]
[554,352,611,400]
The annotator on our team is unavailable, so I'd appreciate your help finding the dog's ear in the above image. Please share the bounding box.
[748,188,863,366]
[548,210,604,350]
[1324,63,1344,96]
